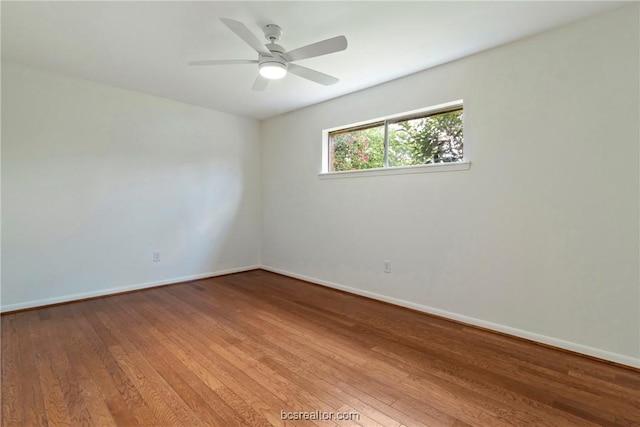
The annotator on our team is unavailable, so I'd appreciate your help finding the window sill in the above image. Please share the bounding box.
[318,161,470,179]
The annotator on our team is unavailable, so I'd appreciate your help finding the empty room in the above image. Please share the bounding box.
[2,1,639,426]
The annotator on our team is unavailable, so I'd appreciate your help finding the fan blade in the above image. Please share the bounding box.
[252,75,269,91]
[288,63,339,85]
[284,35,347,62]
[220,18,271,56]
[188,59,258,66]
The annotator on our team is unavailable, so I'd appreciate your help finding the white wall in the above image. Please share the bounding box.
[261,5,640,367]
[1,61,261,311]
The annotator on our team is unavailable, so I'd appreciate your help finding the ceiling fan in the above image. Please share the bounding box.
[188,18,348,91]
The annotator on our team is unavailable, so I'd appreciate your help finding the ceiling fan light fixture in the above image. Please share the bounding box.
[188,18,347,90]
[259,62,287,80]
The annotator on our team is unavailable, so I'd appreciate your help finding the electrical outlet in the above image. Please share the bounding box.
[153,251,161,262]
[384,260,391,273]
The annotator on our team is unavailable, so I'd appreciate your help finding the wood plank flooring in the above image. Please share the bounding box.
[2,269,639,426]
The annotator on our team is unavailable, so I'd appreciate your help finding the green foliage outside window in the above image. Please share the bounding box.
[330,109,463,172]
[330,126,385,171]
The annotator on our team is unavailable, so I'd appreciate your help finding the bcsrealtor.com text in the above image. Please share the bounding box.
[280,410,361,421]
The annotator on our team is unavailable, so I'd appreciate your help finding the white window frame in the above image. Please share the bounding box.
[320,99,469,179]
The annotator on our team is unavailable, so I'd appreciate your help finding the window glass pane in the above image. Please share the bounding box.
[329,125,385,172]
[388,110,463,167]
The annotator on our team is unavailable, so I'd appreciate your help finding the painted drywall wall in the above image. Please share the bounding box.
[261,5,640,366]
[1,61,262,311]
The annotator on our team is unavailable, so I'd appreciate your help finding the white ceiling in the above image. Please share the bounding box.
[1,1,627,120]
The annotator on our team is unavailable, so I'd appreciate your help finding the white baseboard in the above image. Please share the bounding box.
[0,265,260,313]
[260,265,640,369]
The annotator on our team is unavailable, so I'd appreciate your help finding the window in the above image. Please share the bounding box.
[323,101,466,175]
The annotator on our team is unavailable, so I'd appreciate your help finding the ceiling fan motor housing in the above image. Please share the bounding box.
[259,43,287,69]
[259,43,287,79]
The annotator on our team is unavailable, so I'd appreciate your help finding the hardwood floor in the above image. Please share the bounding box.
[2,270,639,426]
